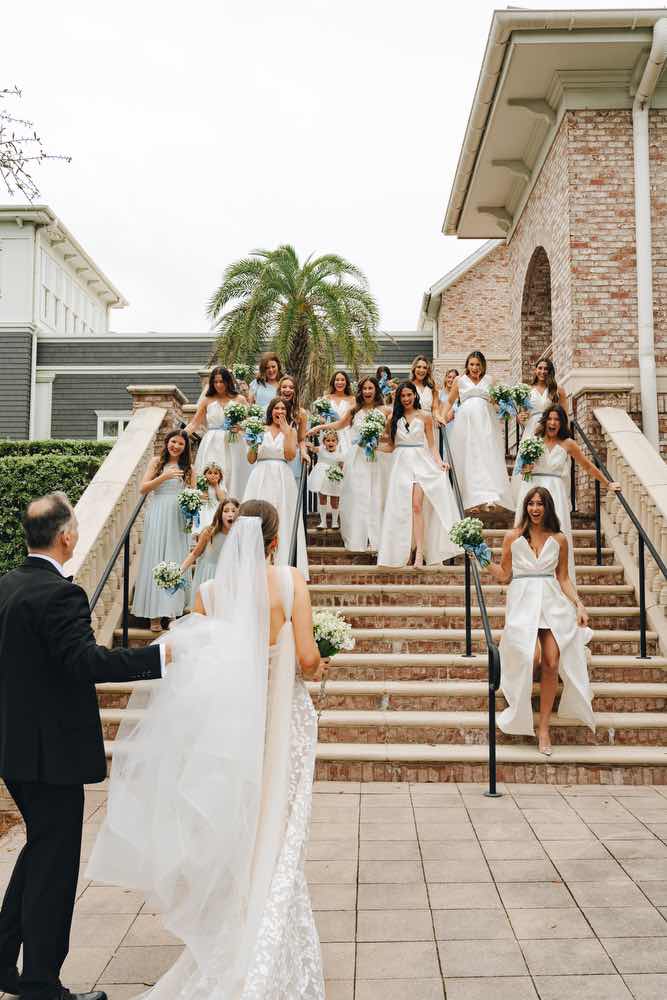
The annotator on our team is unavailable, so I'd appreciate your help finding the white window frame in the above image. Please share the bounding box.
[95,410,132,441]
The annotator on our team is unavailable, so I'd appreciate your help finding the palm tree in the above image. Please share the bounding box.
[207,245,379,400]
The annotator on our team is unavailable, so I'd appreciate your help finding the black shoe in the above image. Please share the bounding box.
[0,967,21,995]
[61,992,107,1000]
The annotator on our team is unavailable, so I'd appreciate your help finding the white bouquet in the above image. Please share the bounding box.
[449,516,492,568]
[178,487,203,531]
[326,465,344,484]
[517,435,545,480]
[312,608,355,658]
[243,415,265,452]
[311,397,336,423]
[510,383,533,413]
[152,561,186,595]
[488,383,515,420]
[223,401,248,441]
[232,362,255,384]
[356,409,386,461]
[246,403,265,421]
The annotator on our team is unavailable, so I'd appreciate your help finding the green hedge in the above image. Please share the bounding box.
[0,454,107,575]
[0,439,113,459]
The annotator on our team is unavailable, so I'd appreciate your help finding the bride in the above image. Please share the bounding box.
[86,500,326,1000]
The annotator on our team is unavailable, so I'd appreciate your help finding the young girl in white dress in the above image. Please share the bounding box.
[182,497,239,605]
[487,487,595,755]
[132,430,196,632]
[243,397,309,578]
[515,405,620,584]
[193,463,225,539]
[410,355,437,418]
[378,381,461,568]
[308,428,344,531]
[186,366,249,495]
[520,358,567,439]
[324,370,356,455]
[441,350,514,512]
[310,377,390,553]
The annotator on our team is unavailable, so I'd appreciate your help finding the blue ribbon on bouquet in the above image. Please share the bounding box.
[165,577,187,596]
[496,399,517,421]
[378,375,392,398]
[352,434,379,460]
[463,540,492,568]
[244,427,264,450]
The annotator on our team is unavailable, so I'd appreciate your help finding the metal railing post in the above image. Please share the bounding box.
[570,422,577,513]
[122,532,130,649]
[638,534,648,659]
[464,555,472,657]
[594,479,602,566]
[487,648,499,797]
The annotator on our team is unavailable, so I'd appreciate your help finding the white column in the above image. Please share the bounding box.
[34,370,56,439]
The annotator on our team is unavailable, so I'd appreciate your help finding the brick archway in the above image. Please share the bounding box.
[521,246,552,382]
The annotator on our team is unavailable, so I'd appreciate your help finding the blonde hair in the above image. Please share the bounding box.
[322,428,339,443]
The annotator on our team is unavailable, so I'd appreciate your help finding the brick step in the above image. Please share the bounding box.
[308,564,626,586]
[314,709,667,747]
[320,605,642,631]
[311,742,667,784]
[307,527,605,548]
[348,627,657,656]
[307,546,616,566]
[308,583,637,609]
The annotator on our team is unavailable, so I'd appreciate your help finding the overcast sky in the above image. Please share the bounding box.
[2,1,627,334]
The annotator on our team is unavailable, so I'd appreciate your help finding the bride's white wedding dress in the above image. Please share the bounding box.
[86,518,324,1000]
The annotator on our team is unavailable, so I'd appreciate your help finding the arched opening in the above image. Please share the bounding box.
[520,246,552,382]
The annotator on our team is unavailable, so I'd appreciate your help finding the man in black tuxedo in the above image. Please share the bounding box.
[0,492,167,1000]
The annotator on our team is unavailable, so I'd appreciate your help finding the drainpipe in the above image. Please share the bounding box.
[632,18,667,452]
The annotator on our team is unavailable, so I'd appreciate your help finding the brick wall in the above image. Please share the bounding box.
[650,110,667,368]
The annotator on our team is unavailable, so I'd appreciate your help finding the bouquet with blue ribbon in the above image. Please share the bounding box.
[232,363,254,385]
[516,435,545,480]
[488,383,515,421]
[449,517,492,568]
[178,488,203,532]
[355,410,386,461]
[510,383,533,415]
[152,561,187,595]
[378,374,394,399]
[223,401,248,441]
[311,397,337,424]
[246,403,265,420]
[243,415,265,453]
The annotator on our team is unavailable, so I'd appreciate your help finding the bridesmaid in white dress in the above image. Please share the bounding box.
[278,374,311,480]
[515,405,620,583]
[324,370,356,455]
[487,486,595,755]
[520,358,568,439]
[244,397,309,578]
[310,377,390,552]
[410,355,437,417]
[441,350,514,512]
[378,382,461,567]
[186,366,249,492]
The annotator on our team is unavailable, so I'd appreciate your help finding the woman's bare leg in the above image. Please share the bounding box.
[412,484,425,567]
[537,628,560,753]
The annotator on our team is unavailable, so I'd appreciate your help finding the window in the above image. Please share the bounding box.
[96,411,132,441]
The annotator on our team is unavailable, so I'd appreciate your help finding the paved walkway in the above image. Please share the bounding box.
[1,781,666,1000]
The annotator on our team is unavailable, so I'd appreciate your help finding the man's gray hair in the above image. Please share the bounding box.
[22,492,74,550]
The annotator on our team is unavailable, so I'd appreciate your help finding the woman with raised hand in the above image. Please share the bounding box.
[132,429,196,632]
[277,374,310,480]
[248,351,283,413]
[441,350,514,512]
[487,487,595,756]
[378,381,461,568]
[324,370,356,454]
[186,366,249,494]
[309,376,390,552]
[520,357,568,439]
[243,397,309,578]
[514,405,620,584]
[436,368,459,424]
[410,355,436,416]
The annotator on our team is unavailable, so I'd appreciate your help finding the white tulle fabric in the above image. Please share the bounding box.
[498,534,595,736]
[87,520,323,998]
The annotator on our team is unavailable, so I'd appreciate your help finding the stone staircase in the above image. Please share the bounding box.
[101,509,667,786]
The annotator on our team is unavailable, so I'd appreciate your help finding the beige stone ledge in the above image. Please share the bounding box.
[595,407,667,512]
[126,384,188,404]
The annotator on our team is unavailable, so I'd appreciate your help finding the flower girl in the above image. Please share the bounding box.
[194,463,226,538]
[132,429,196,631]
[182,497,239,603]
[308,428,344,530]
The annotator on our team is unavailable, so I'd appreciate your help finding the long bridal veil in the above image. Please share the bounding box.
[86,516,270,984]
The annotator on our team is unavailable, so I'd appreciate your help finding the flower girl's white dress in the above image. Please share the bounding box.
[446,374,513,511]
[498,534,594,736]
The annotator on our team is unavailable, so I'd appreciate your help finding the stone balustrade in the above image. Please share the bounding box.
[595,406,667,652]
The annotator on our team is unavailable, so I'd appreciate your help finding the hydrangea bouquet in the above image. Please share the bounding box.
[311,397,337,424]
[232,363,254,384]
[356,410,386,461]
[449,516,492,568]
[196,474,208,493]
[516,435,545,480]
[326,465,344,484]
[178,487,203,532]
[152,561,186,595]
[246,403,265,421]
[510,383,533,414]
[223,402,248,441]
[312,609,355,658]
[243,416,265,453]
[488,383,515,420]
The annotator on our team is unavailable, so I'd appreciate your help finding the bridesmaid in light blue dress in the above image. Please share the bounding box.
[132,429,196,631]
[248,351,282,414]
[182,497,240,606]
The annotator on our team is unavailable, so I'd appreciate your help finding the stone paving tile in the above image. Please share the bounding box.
[69,914,134,948]
[590,822,655,840]
[320,943,355,980]
[99,945,184,984]
[496,882,574,909]
[638,881,667,905]
[310,822,358,841]
[307,840,359,861]
[355,979,444,1000]
[444,977,537,1000]
[121,914,181,946]
[61,948,115,989]
[305,860,358,884]
[358,860,423,884]
[359,806,414,823]
[358,841,421,861]
[480,840,547,861]
[76,887,144,915]
[521,938,615,975]
[437,938,527,977]
[410,794,464,808]
[541,839,611,860]
[420,840,485,861]
[622,858,667,881]
[359,822,417,841]
[623,974,667,999]
[428,882,502,909]
[309,883,357,910]
[356,941,440,979]
[313,781,361,793]
[324,982,354,1000]
[357,882,428,909]
[314,910,356,943]
[95,987,145,1000]
[507,907,593,940]
[605,839,667,859]
[487,859,560,882]
[356,909,434,942]
[360,794,411,807]
[423,859,492,883]
[601,938,667,974]
[433,908,514,941]
[415,823,477,842]
[552,858,631,883]
[567,880,649,908]
[532,974,634,999]
[582,906,667,937]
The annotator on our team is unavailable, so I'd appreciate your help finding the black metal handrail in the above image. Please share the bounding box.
[571,417,667,658]
[90,493,147,649]
[439,426,502,798]
[289,458,309,568]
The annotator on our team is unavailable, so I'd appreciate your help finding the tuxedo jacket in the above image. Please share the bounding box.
[0,556,162,785]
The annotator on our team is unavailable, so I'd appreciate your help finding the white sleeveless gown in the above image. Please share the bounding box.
[243,431,309,579]
[522,386,554,438]
[329,397,355,455]
[339,407,386,551]
[377,417,461,566]
[446,374,513,511]
[513,442,576,583]
[194,401,228,475]
[498,535,594,736]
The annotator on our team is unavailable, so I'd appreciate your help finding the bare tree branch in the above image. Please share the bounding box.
[0,87,71,200]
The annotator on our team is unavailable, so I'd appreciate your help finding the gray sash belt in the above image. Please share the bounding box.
[532,472,560,478]
[513,573,555,579]
[396,443,422,448]
[461,392,488,402]
[257,457,287,463]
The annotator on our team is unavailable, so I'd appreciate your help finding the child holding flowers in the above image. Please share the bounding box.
[307,428,345,531]
[182,497,240,605]
[194,463,226,538]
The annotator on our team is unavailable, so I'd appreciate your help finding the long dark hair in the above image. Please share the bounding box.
[265,396,288,426]
[390,380,421,442]
[464,350,487,377]
[410,355,435,390]
[533,358,559,403]
[206,366,237,398]
[208,497,240,542]
[376,365,392,381]
[257,352,282,385]
[519,486,561,537]
[353,376,384,415]
[156,429,192,477]
[536,404,571,440]
[277,375,301,426]
[328,370,353,396]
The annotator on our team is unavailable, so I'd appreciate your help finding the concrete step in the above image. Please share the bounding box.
[309,605,642,631]
[307,527,605,548]
[308,546,616,566]
[308,583,637,609]
[308,564,627,586]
